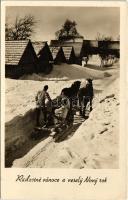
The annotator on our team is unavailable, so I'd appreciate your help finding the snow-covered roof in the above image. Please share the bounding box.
[83,40,98,48]
[108,41,120,50]
[50,40,83,57]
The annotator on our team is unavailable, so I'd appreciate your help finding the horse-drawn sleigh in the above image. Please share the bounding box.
[31,80,93,141]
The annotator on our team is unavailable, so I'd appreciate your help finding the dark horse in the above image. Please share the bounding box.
[78,79,94,117]
[61,81,81,108]
[44,81,81,126]
[50,81,81,109]
[61,81,81,98]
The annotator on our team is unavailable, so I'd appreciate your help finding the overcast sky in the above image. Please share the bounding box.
[6,6,120,43]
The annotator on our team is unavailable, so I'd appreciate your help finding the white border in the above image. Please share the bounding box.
[1,2,127,200]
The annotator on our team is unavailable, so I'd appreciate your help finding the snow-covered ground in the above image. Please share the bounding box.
[19,63,107,81]
[5,63,119,122]
[5,62,119,168]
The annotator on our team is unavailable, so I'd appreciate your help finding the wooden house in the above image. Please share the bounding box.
[49,46,66,64]
[108,41,119,50]
[5,40,38,79]
[50,40,83,65]
[62,46,76,64]
[32,41,53,73]
[58,36,84,43]
[108,41,120,58]
[82,40,99,56]
[50,39,120,65]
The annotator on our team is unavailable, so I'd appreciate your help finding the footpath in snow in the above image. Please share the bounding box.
[12,77,119,168]
[5,63,119,168]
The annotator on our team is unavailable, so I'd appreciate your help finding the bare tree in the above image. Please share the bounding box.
[5,15,37,40]
[96,32,113,41]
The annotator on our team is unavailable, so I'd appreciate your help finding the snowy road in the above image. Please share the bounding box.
[5,62,119,168]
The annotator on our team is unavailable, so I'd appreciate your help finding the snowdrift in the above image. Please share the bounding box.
[5,109,36,167]
[20,63,111,81]
[5,79,75,122]
[12,78,119,168]
[88,55,101,66]
[5,63,119,168]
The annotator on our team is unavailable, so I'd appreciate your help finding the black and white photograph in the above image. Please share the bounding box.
[5,5,120,169]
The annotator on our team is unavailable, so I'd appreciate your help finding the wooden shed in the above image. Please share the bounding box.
[50,40,83,65]
[62,46,76,64]
[5,40,38,79]
[108,41,120,58]
[82,40,99,56]
[108,41,119,50]
[32,41,53,73]
[49,46,66,64]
